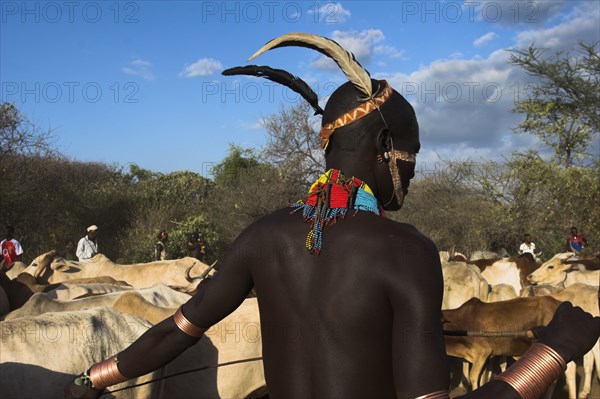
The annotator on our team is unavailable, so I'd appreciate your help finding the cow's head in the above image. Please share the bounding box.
[527,253,575,286]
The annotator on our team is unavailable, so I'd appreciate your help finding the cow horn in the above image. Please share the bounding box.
[185,260,218,282]
[248,32,373,100]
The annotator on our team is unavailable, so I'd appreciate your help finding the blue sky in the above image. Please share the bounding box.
[1,1,599,176]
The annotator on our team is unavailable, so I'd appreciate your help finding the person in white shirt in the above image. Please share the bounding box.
[76,225,99,262]
[519,233,536,256]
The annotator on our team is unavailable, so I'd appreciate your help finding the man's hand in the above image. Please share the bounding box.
[531,301,600,363]
[64,382,103,399]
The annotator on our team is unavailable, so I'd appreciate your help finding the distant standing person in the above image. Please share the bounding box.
[186,232,206,262]
[567,226,587,255]
[0,225,24,265]
[76,225,99,262]
[155,230,169,261]
[518,233,536,256]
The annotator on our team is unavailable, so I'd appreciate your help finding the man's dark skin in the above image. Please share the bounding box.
[65,81,600,399]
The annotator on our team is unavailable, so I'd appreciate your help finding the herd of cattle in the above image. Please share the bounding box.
[0,250,598,398]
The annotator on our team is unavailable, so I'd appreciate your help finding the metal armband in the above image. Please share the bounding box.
[495,343,566,399]
[173,306,204,338]
[89,355,128,390]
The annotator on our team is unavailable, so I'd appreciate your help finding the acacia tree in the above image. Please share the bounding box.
[261,102,325,185]
[0,102,53,162]
[510,41,599,167]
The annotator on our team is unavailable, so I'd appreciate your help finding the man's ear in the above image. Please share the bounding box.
[376,128,392,157]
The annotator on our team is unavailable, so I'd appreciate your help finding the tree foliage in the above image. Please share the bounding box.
[205,145,303,247]
[510,41,600,167]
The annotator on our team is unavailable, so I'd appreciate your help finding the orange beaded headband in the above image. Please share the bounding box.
[319,80,393,150]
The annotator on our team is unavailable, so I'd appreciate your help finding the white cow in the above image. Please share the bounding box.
[480,259,523,295]
[2,299,266,399]
[486,284,517,302]
[4,261,27,280]
[4,283,190,321]
[441,261,489,309]
[528,253,600,287]
[1,308,159,398]
[22,252,215,293]
[44,282,134,301]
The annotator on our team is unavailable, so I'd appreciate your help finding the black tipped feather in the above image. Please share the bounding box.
[222,65,324,115]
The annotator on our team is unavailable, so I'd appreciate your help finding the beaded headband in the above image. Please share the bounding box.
[319,80,393,150]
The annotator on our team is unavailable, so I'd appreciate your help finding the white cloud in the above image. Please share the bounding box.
[121,59,155,81]
[374,45,406,60]
[515,12,599,50]
[179,58,223,78]
[307,2,351,23]
[473,32,497,47]
[311,29,385,70]
[464,0,570,26]
[372,3,598,161]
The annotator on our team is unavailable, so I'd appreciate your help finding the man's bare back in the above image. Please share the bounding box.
[218,208,448,398]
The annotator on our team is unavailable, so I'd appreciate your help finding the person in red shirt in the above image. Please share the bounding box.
[0,225,24,266]
[567,226,588,255]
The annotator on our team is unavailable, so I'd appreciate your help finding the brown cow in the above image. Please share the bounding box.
[443,296,561,390]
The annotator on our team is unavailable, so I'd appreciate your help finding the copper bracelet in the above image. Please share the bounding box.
[495,343,566,399]
[173,306,204,337]
[89,355,128,390]
[415,390,450,398]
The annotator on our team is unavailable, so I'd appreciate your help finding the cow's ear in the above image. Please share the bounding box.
[51,258,71,271]
[566,263,583,272]
[557,252,575,262]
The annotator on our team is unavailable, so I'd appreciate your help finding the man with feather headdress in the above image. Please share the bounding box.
[66,33,599,399]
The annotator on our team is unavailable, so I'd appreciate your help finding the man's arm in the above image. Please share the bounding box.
[387,238,450,397]
[65,238,254,398]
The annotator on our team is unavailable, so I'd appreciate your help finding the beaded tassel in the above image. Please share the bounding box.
[290,169,382,254]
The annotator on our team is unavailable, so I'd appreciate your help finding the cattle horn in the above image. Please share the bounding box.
[248,32,373,100]
[185,260,218,282]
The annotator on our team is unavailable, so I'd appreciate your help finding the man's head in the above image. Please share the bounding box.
[223,32,420,210]
[523,234,531,243]
[4,225,15,239]
[322,80,420,210]
[570,226,578,235]
[158,230,168,243]
[87,225,98,240]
